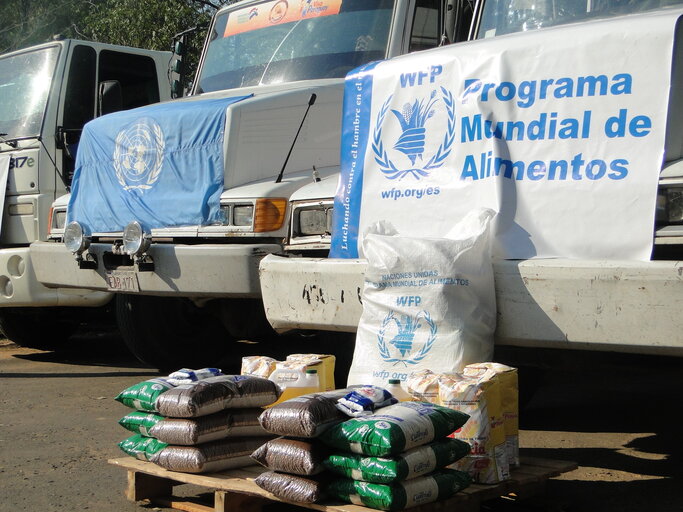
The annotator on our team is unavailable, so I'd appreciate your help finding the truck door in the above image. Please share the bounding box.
[59,45,163,185]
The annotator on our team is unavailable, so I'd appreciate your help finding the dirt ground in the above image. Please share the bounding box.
[0,332,680,512]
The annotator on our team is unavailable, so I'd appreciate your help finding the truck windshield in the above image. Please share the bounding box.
[197,0,395,93]
[0,46,59,140]
[478,0,683,38]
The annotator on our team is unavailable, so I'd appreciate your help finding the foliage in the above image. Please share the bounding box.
[0,0,85,54]
[0,0,230,89]
[79,0,216,88]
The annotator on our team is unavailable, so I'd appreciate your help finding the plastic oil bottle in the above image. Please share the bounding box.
[269,368,321,405]
[386,379,414,401]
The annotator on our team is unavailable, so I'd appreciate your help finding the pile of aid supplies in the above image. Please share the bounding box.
[114,355,518,511]
[115,368,278,473]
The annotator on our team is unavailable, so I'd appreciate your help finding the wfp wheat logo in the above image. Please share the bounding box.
[373,86,455,180]
[113,117,164,191]
[378,310,437,365]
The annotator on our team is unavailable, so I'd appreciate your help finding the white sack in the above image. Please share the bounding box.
[347,209,496,386]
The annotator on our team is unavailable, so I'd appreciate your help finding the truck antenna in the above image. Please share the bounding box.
[275,93,317,184]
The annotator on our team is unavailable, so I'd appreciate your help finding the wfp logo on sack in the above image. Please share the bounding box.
[113,117,164,191]
[372,86,455,180]
[378,310,437,365]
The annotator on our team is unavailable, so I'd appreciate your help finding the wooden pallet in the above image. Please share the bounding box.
[109,456,577,512]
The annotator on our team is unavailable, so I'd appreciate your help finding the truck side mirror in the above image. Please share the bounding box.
[98,80,123,116]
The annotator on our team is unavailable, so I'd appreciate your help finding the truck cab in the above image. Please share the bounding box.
[259,0,683,357]
[0,39,171,349]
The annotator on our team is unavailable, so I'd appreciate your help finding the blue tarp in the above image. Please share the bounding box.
[67,95,249,233]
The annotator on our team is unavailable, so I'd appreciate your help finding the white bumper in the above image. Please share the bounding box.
[260,255,683,355]
[0,248,111,307]
[31,241,282,298]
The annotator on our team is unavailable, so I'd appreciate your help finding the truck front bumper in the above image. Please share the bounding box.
[0,247,112,307]
[259,255,683,355]
[31,241,282,298]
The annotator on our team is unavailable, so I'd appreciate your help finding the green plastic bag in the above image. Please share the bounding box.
[320,402,469,456]
[118,434,168,461]
[323,438,470,483]
[325,468,471,510]
[116,378,176,412]
[119,411,164,436]
[115,375,280,417]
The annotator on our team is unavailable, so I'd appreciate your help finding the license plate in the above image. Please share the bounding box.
[105,270,140,292]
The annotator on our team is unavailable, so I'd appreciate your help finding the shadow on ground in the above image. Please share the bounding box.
[514,350,682,512]
[7,323,151,369]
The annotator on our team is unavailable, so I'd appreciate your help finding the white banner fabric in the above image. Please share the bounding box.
[331,9,682,261]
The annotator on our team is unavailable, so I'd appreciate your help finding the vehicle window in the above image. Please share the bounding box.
[0,45,59,139]
[63,45,96,132]
[410,0,442,52]
[478,0,683,38]
[197,0,395,93]
[455,0,475,42]
[99,50,161,110]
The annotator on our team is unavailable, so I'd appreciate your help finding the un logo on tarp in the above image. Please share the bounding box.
[113,117,164,191]
[372,87,455,180]
[377,310,437,366]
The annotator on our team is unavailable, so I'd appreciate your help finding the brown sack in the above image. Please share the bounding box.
[251,437,327,475]
[153,436,271,474]
[254,471,327,503]
[156,375,281,418]
[258,388,351,438]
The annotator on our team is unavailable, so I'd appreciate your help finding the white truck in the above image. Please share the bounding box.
[30,0,470,370]
[0,39,171,349]
[259,0,683,360]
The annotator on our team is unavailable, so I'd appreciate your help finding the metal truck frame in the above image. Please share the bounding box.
[0,38,171,349]
[30,0,471,369]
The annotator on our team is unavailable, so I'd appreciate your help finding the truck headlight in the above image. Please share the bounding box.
[123,221,151,256]
[219,198,286,232]
[47,207,67,236]
[656,187,683,224]
[53,209,67,230]
[297,206,333,236]
[233,205,254,226]
[64,222,90,254]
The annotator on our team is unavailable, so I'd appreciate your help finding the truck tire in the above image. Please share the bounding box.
[116,295,235,372]
[0,307,79,351]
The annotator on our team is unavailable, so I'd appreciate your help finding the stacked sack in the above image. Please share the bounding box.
[406,362,519,484]
[116,368,280,474]
[319,400,473,511]
[254,386,474,511]
[252,388,352,503]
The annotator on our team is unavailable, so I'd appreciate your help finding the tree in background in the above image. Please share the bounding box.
[77,0,217,89]
[1,0,229,88]
[0,0,85,54]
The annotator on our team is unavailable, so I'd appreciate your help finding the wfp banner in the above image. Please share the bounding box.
[331,10,681,260]
[68,95,249,233]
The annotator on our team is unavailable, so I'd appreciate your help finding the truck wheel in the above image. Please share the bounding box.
[116,295,234,372]
[0,307,79,351]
